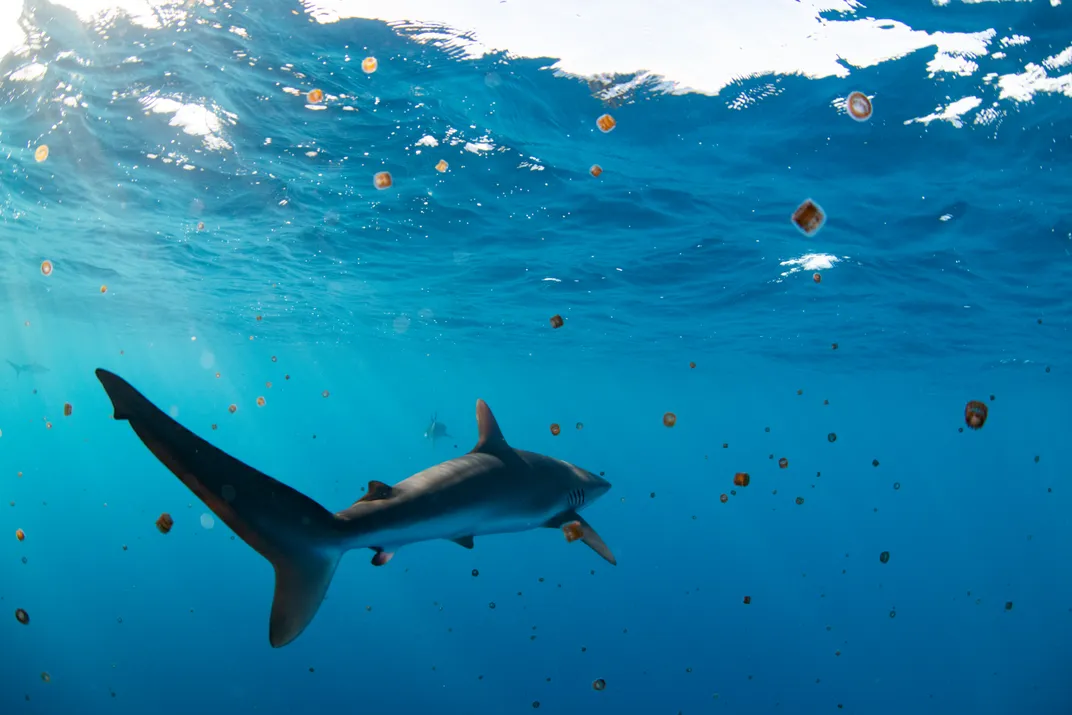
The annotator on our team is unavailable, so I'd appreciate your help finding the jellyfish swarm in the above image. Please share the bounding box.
[791,199,826,237]
[562,521,584,543]
[965,400,988,429]
[156,513,174,534]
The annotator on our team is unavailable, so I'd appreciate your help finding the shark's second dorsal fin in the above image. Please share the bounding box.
[471,399,508,454]
[357,480,393,504]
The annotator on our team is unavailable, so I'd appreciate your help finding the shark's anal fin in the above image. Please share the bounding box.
[449,535,475,549]
[544,510,617,566]
[357,480,393,503]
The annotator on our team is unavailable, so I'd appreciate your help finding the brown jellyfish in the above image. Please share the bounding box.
[965,400,988,429]
[15,608,29,625]
[435,159,449,173]
[742,596,751,605]
[35,145,49,162]
[361,56,378,73]
[256,396,266,407]
[791,199,826,236]
[592,678,606,691]
[550,314,564,329]
[15,528,25,541]
[307,88,324,103]
[550,423,561,436]
[719,493,728,504]
[589,164,603,177]
[373,171,392,190]
[689,361,696,369]
[846,91,873,122]
[562,521,584,543]
[155,513,174,534]
[40,672,50,683]
[322,390,330,398]
[879,551,890,563]
[228,404,237,414]
[663,412,677,428]
[596,114,616,133]
[828,433,837,443]
[40,260,54,276]
[795,496,805,505]
[813,272,822,283]
[778,457,789,469]
[733,472,750,487]
[63,402,72,417]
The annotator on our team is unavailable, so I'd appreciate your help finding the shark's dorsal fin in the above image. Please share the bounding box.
[544,510,617,565]
[471,399,508,454]
[449,535,475,549]
[357,480,393,503]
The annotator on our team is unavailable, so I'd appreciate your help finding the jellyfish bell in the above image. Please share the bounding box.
[791,199,826,237]
[846,91,873,122]
[15,608,29,624]
[965,400,988,429]
[562,521,584,543]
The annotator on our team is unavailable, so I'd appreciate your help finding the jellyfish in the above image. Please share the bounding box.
[846,91,873,122]
[813,272,822,283]
[589,164,603,177]
[592,678,606,691]
[550,423,561,436]
[63,403,72,417]
[228,404,237,414]
[742,596,752,605]
[778,457,789,469]
[733,472,750,487]
[663,412,677,428]
[549,314,564,329]
[322,390,330,398]
[100,285,107,293]
[156,513,174,534]
[562,521,584,543]
[362,57,378,74]
[828,433,837,443]
[35,145,49,162]
[307,88,324,103]
[791,199,826,237]
[689,361,696,369]
[964,400,988,429]
[16,528,25,541]
[40,260,53,276]
[436,160,449,173]
[795,496,805,505]
[373,171,392,190]
[256,396,266,407]
[575,422,583,430]
[15,608,29,625]
[719,493,728,503]
[879,551,890,563]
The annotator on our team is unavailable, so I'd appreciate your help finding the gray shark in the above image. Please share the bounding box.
[94,368,615,649]
[7,360,49,378]
[424,412,451,447]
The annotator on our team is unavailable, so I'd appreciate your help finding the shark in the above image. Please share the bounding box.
[93,368,616,648]
[424,412,451,447]
[7,360,49,378]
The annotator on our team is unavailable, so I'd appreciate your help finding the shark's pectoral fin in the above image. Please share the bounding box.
[449,535,475,549]
[544,510,617,566]
[370,548,395,566]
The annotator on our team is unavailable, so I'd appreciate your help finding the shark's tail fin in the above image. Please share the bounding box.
[94,368,344,648]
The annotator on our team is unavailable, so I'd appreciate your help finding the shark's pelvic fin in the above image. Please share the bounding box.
[471,399,508,454]
[94,368,344,648]
[370,548,395,566]
[544,510,617,565]
[449,535,475,549]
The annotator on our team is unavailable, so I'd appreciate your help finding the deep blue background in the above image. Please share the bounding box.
[1,1,1070,713]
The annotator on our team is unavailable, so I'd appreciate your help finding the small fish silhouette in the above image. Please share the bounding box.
[424,413,451,447]
[7,360,49,378]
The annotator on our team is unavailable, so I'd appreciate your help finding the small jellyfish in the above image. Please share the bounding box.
[34,145,49,162]
[879,551,890,563]
[16,528,25,541]
[779,457,789,469]
[550,423,561,436]
[322,390,330,398]
[550,314,564,329]
[689,361,696,369]
[596,114,616,133]
[1005,601,1013,611]
[63,403,72,417]
[307,88,324,103]
[743,596,752,605]
[197,221,205,231]
[589,164,603,177]
[256,396,266,407]
[733,472,750,487]
[893,482,901,490]
[373,171,392,190]
[795,496,805,505]
[156,513,174,534]
[228,404,237,414]
[872,459,880,467]
[472,569,479,577]
[562,521,584,543]
[832,342,839,350]
[964,400,988,429]
[663,412,677,428]
[211,424,218,430]
[592,678,606,691]
[575,422,583,430]
[362,56,378,74]
[888,610,896,619]
[40,260,53,276]
[813,272,822,284]
[846,91,873,122]
[40,672,50,683]
[15,608,29,624]
[435,159,449,173]
[791,199,826,237]
[719,493,728,503]
[828,432,837,443]
[100,285,107,293]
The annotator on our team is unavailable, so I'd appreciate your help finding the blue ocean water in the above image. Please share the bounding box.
[1,0,1071,713]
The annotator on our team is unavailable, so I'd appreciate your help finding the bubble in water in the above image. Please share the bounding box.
[200,514,215,529]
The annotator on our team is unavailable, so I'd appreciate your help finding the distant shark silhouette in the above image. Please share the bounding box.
[94,368,615,648]
[424,412,451,447]
[7,360,49,378]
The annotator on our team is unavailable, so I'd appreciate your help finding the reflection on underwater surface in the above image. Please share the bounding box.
[1,0,1071,714]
